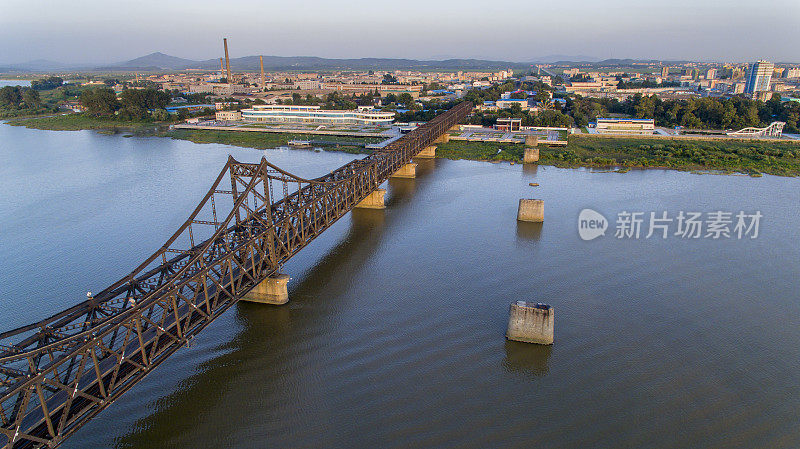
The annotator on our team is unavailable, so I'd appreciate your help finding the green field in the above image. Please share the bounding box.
[437,135,800,177]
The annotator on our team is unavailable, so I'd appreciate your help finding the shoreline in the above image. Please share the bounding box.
[5,115,800,178]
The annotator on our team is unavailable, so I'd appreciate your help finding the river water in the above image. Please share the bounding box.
[0,80,32,88]
[1,123,799,448]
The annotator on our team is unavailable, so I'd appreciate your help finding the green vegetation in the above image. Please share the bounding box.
[1,77,102,118]
[163,129,379,154]
[30,77,64,91]
[436,140,524,162]
[564,94,800,132]
[80,87,172,120]
[0,85,57,118]
[616,79,681,89]
[436,136,800,177]
[6,113,170,131]
[462,80,552,105]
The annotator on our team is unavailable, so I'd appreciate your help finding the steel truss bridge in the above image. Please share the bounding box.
[0,102,473,448]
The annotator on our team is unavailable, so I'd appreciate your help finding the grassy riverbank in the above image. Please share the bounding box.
[5,114,381,152]
[5,113,170,132]
[436,135,800,177]
[163,129,380,153]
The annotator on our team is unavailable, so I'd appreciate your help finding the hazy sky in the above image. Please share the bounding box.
[2,0,798,64]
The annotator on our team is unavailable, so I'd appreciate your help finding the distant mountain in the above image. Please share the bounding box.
[531,54,600,63]
[107,52,200,70]
[187,55,531,71]
[592,58,690,66]
[10,52,705,74]
[97,53,533,72]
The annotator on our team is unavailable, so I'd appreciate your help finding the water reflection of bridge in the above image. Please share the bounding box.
[0,103,472,448]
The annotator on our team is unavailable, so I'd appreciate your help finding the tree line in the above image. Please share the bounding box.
[0,86,51,117]
[80,87,171,120]
[31,76,64,90]
[563,93,800,132]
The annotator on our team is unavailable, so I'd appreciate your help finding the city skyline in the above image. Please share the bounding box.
[1,0,798,65]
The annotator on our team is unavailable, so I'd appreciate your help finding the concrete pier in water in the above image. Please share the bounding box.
[523,147,540,164]
[242,273,290,305]
[506,301,554,345]
[415,146,436,159]
[517,199,544,222]
[355,188,386,209]
[391,163,417,178]
[524,136,539,163]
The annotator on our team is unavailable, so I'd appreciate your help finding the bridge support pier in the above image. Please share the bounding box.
[524,135,539,147]
[517,199,544,222]
[355,188,386,209]
[523,147,540,164]
[242,273,290,305]
[434,134,449,144]
[507,301,554,345]
[391,163,417,178]
[415,146,436,159]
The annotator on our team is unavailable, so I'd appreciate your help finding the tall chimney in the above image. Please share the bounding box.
[223,38,232,83]
[260,55,265,88]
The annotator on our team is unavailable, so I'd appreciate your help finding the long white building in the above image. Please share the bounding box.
[240,105,395,125]
[594,118,655,135]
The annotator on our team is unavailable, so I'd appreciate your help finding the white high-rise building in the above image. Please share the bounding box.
[745,60,773,95]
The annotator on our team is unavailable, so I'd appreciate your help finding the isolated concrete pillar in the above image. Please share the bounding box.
[523,147,540,163]
[242,273,290,305]
[355,188,386,209]
[525,135,539,147]
[416,146,436,159]
[391,163,417,178]
[517,199,543,222]
[507,301,554,345]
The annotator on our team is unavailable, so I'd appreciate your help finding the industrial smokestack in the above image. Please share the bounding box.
[260,55,265,88]
[223,38,232,83]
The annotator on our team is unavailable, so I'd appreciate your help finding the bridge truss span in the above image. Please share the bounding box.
[0,101,472,448]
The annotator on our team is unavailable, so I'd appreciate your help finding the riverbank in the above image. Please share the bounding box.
[5,113,171,132]
[163,129,380,153]
[4,114,381,152]
[6,115,800,176]
[436,135,800,177]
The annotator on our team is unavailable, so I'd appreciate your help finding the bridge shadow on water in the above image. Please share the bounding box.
[112,161,432,449]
